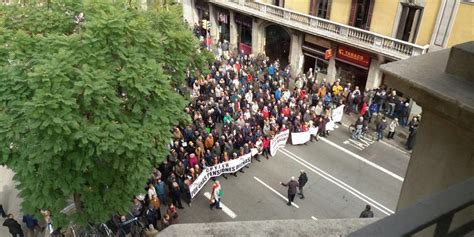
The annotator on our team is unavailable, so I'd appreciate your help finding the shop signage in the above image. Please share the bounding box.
[324,49,333,60]
[336,46,371,68]
[304,35,332,48]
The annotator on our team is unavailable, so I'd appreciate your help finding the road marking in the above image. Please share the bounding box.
[380,140,409,155]
[280,149,394,215]
[204,192,237,219]
[344,140,364,150]
[253,176,300,208]
[318,137,404,182]
[341,122,408,156]
[311,216,318,220]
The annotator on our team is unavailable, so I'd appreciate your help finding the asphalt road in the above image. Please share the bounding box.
[173,124,410,224]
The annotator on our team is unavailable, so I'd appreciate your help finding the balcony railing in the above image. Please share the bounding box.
[349,177,474,237]
[211,0,429,60]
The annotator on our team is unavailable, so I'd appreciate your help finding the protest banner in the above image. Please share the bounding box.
[332,104,345,123]
[291,131,311,145]
[326,119,335,131]
[270,129,290,157]
[189,149,257,198]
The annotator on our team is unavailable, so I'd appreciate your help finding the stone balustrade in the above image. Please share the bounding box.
[214,0,429,60]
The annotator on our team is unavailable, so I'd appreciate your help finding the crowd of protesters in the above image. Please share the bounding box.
[116,41,420,235]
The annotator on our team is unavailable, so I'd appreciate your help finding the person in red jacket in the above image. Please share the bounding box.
[262,136,270,159]
[188,153,198,169]
[281,105,291,117]
[261,106,270,120]
[360,102,368,117]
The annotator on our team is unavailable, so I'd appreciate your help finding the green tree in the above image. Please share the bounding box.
[0,0,211,226]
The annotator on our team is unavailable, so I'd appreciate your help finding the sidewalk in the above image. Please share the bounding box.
[339,112,411,155]
[0,165,23,236]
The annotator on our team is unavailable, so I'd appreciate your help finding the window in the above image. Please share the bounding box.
[396,4,423,43]
[310,0,332,19]
[272,0,285,8]
[349,0,374,30]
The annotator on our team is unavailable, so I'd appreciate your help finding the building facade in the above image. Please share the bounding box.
[183,0,473,91]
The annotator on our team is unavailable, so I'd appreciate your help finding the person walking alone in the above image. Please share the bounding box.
[297,170,308,199]
[209,181,222,210]
[280,177,298,206]
[3,214,24,237]
[359,205,374,218]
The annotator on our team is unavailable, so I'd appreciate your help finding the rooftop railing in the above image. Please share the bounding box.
[211,0,429,60]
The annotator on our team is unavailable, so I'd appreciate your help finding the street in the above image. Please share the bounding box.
[175,123,409,223]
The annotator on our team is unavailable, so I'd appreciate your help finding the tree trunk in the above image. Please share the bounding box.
[73,193,83,213]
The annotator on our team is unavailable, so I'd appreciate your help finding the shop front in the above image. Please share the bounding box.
[216,8,230,43]
[335,45,371,89]
[195,1,209,37]
[302,35,331,81]
[235,14,253,55]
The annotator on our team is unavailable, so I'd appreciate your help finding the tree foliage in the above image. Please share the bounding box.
[0,0,210,226]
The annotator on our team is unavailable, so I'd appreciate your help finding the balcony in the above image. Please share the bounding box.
[209,0,429,60]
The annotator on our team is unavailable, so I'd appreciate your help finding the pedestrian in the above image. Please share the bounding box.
[262,136,270,159]
[280,176,299,206]
[145,204,159,230]
[297,170,308,199]
[3,214,24,237]
[387,118,399,139]
[352,116,364,140]
[117,216,131,237]
[144,224,159,237]
[22,214,39,237]
[161,214,171,230]
[359,205,374,218]
[209,181,223,210]
[406,116,419,150]
[376,117,387,141]
[170,182,184,209]
[0,204,6,217]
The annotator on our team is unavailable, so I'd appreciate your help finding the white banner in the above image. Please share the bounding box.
[309,126,319,136]
[270,129,290,157]
[332,105,345,123]
[326,119,335,131]
[189,149,257,198]
[291,131,311,145]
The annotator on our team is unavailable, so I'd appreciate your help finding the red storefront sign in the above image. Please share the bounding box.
[336,46,371,68]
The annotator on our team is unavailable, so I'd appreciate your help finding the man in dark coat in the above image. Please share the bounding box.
[298,170,308,199]
[3,214,24,237]
[359,205,374,218]
[280,176,299,206]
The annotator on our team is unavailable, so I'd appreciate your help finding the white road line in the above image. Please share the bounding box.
[345,141,364,150]
[318,137,404,182]
[380,140,409,155]
[280,149,394,215]
[204,192,237,219]
[341,122,408,156]
[253,176,300,208]
[311,216,318,220]
[349,139,370,148]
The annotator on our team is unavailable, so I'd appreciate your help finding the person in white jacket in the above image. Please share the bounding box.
[387,118,399,139]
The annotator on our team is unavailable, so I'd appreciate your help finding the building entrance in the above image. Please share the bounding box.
[265,25,290,68]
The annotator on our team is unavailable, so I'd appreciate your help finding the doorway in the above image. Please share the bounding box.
[265,25,291,68]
